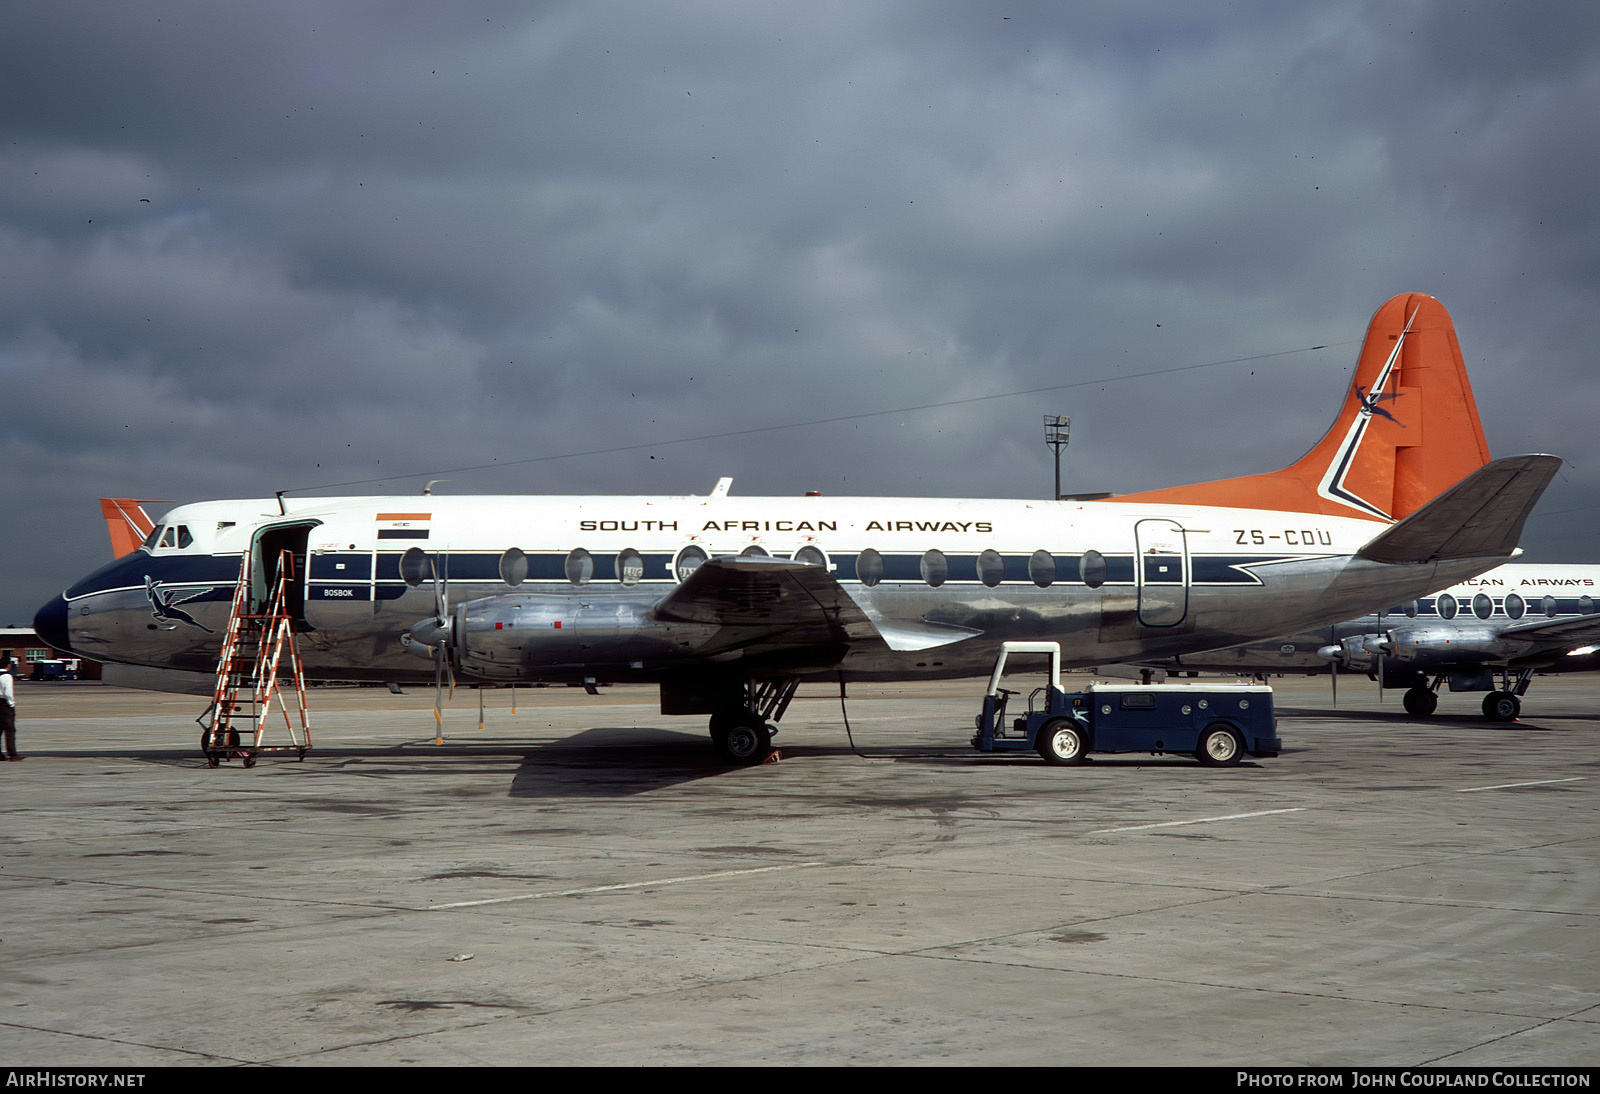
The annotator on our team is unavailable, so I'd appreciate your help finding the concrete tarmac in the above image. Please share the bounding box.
[0,674,1596,1067]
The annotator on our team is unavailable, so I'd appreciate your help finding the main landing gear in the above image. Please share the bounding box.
[1402,668,1533,722]
[1481,689,1521,722]
[708,678,799,765]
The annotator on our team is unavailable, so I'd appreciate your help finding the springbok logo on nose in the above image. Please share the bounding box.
[145,577,215,633]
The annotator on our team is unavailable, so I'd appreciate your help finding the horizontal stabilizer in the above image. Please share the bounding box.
[1356,454,1562,564]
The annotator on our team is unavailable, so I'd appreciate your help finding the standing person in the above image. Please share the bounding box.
[0,653,18,761]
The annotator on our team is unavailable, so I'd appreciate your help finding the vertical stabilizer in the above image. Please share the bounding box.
[1116,293,1491,521]
[100,498,163,557]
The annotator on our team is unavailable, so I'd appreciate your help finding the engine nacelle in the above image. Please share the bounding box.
[436,590,719,682]
[1385,623,1517,665]
[1315,633,1384,672]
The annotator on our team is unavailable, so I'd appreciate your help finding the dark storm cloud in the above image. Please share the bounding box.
[3,1,1598,623]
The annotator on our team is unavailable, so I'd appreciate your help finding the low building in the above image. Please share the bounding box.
[0,627,103,681]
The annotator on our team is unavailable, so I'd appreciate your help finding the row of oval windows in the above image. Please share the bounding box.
[398,545,1116,590]
[1428,591,1596,620]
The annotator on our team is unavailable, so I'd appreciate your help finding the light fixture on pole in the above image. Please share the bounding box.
[1044,415,1070,499]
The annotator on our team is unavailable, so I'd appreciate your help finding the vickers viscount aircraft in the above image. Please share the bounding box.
[1142,563,1600,721]
[36,293,1561,762]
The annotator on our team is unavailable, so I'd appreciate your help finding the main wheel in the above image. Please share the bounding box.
[1482,690,1520,722]
[716,721,772,765]
[1195,724,1243,767]
[1402,687,1438,717]
[1036,718,1088,766]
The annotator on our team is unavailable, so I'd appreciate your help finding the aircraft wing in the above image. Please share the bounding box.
[1497,613,1600,650]
[1356,454,1562,564]
[651,556,978,658]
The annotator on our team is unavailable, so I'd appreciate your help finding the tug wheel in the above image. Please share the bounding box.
[1195,724,1243,767]
[1037,718,1088,766]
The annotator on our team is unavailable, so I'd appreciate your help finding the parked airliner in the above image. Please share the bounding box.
[1144,563,1600,720]
[35,294,1560,762]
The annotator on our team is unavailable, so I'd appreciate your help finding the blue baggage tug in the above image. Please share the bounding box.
[972,642,1282,766]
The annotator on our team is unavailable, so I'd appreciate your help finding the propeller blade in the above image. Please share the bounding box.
[1377,611,1387,703]
[430,550,451,744]
[1329,626,1338,708]
[433,645,444,746]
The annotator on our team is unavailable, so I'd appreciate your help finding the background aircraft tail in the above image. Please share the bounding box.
[99,498,163,557]
[1117,292,1492,521]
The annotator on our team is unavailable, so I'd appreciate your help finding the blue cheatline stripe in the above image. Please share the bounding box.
[64,547,1312,599]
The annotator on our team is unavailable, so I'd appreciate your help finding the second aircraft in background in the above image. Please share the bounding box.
[1144,563,1600,720]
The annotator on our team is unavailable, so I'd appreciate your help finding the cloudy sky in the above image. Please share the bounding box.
[4,1,1598,624]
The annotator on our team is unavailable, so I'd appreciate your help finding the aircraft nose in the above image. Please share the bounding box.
[34,595,72,654]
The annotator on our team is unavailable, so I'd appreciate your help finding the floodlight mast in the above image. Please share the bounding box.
[1044,415,1070,500]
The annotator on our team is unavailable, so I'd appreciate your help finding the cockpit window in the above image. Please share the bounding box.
[156,525,193,550]
[142,526,162,550]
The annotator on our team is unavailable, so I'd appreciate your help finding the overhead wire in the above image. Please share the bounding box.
[282,340,1350,494]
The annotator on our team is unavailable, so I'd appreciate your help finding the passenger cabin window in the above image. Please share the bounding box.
[1583,596,1596,615]
[1029,549,1056,589]
[1436,593,1458,620]
[739,545,769,558]
[1079,550,1106,590]
[1504,593,1525,620]
[400,547,430,587]
[617,549,643,586]
[1543,595,1558,618]
[675,545,708,581]
[977,549,1004,588]
[1472,593,1493,620]
[920,549,947,587]
[856,549,884,588]
[792,545,827,568]
[499,548,527,587]
[565,548,593,586]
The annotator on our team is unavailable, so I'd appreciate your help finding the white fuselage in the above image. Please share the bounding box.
[52,489,1505,685]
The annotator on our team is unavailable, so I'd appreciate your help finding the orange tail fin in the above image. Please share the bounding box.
[1117,293,1491,521]
[99,498,165,557]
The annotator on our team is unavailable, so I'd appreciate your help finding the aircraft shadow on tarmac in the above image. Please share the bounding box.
[506,727,971,798]
[57,724,1301,791]
[1275,705,1562,729]
[59,727,962,795]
